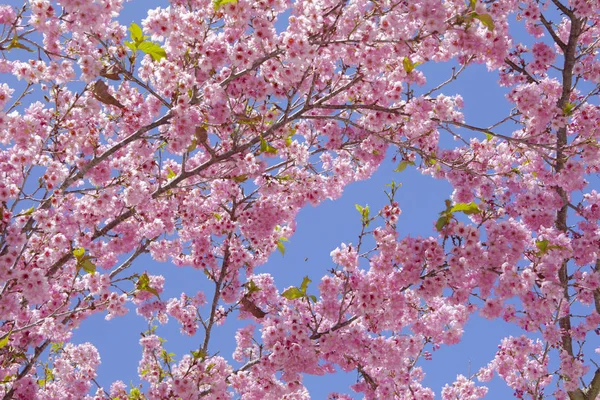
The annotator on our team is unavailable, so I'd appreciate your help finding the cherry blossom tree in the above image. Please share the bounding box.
[0,0,598,398]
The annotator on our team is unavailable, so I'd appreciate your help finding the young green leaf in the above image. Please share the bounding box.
[137,42,167,61]
[73,247,85,260]
[232,175,248,183]
[300,276,311,294]
[191,349,207,360]
[205,363,216,373]
[166,167,177,179]
[128,387,143,400]
[436,215,450,231]
[356,204,370,225]
[137,273,159,297]
[6,36,33,52]
[536,239,549,255]
[450,202,480,215]
[281,287,304,300]
[403,57,421,73]
[473,13,494,31]
[16,206,35,217]
[80,258,96,274]
[213,0,238,10]
[562,102,576,116]
[259,136,278,154]
[277,239,286,256]
[129,23,144,44]
[187,138,198,152]
[124,41,137,52]
[245,280,261,294]
[0,332,10,349]
[394,161,409,172]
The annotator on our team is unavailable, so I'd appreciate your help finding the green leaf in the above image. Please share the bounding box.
[129,23,144,44]
[355,204,370,225]
[137,41,167,61]
[450,202,480,215]
[285,133,293,147]
[473,13,495,31]
[309,295,317,303]
[213,0,238,10]
[402,57,421,73]
[469,0,476,10]
[536,239,549,255]
[128,387,142,400]
[205,363,216,373]
[137,273,159,297]
[187,138,198,152]
[436,215,450,231]
[80,258,96,274]
[166,167,177,179]
[17,206,35,217]
[277,239,286,256]
[485,132,493,141]
[563,102,576,116]
[124,41,137,52]
[245,280,261,294]
[232,175,248,183]
[300,276,311,294]
[0,332,10,349]
[50,342,64,353]
[73,247,85,260]
[277,237,288,256]
[426,157,437,166]
[191,349,207,360]
[281,287,304,300]
[385,180,402,190]
[6,36,33,52]
[394,160,414,172]
[259,136,277,154]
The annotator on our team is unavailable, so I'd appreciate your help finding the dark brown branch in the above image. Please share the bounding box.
[504,58,539,84]
[310,316,359,340]
[539,14,567,51]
